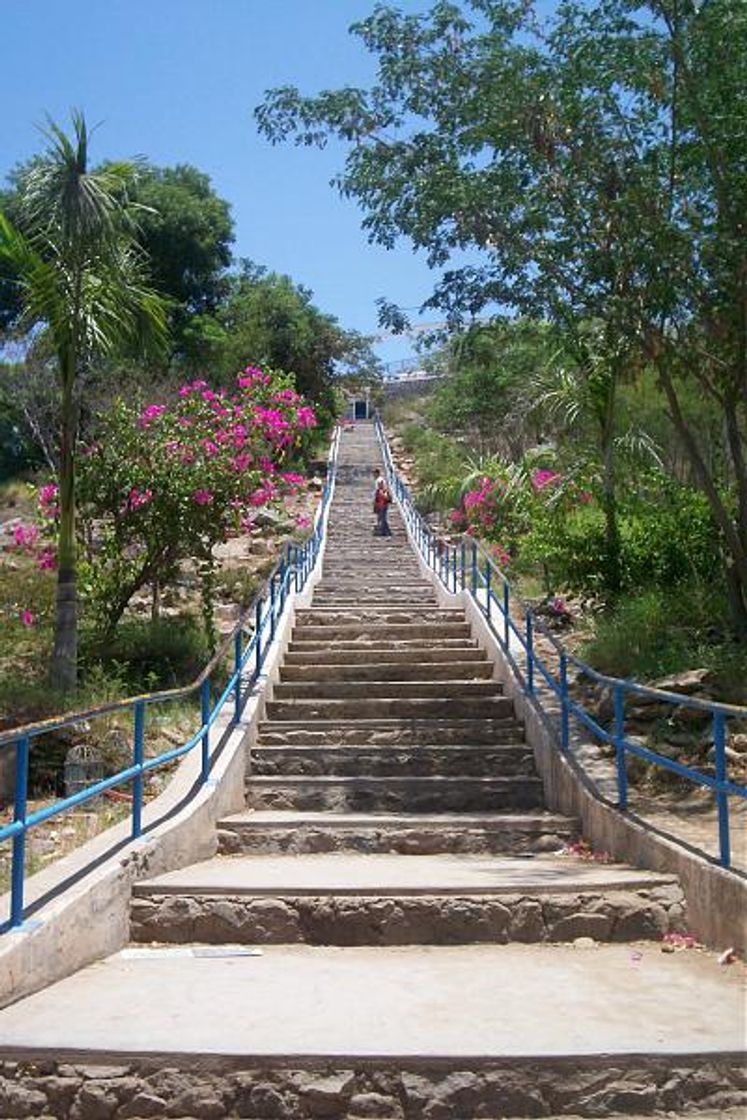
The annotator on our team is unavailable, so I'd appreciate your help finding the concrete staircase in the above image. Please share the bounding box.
[0,422,743,1119]
[130,425,686,949]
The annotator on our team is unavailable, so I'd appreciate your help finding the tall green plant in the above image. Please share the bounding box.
[0,112,167,690]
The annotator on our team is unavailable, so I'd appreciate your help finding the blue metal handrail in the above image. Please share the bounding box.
[374,416,747,870]
[0,426,340,931]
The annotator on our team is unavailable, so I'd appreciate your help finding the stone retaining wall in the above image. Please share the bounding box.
[129,884,685,946]
[0,1053,744,1119]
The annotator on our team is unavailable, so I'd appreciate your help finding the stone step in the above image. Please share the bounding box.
[311,593,438,606]
[256,718,524,747]
[283,646,486,666]
[249,743,534,778]
[265,695,515,722]
[217,809,576,856]
[1,944,743,1120]
[288,635,479,652]
[295,608,466,626]
[291,623,472,641]
[315,580,432,591]
[317,574,424,585]
[246,774,544,813]
[279,660,495,683]
[130,854,685,946]
[271,680,501,701]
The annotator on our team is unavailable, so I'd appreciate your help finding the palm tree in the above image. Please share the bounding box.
[0,112,167,690]
[530,323,659,597]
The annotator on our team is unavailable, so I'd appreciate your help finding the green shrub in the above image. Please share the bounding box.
[82,617,211,693]
[582,584,747,699]
[520,484,722,596]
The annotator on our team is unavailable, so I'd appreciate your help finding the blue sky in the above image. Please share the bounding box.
[1,0,456,367]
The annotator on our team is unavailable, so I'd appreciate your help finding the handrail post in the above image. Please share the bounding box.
[484,561,491,622]
[471,541,477,595]
[270,574,277,641]
[452,546,457,592]
[200,678,211,783]
[713,711,731,868]
[460,541,466,590]
[234,630,243,722]
[526,611,534,695]
[614,683,628,810]
[559,651,569,751]
[10,736,30,928]
[503,580,510,649]
[132,701,145,839]
[255,598,263,679]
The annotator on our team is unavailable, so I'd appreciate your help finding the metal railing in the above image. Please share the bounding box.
[0,426,340,931]
[374,416,747,870]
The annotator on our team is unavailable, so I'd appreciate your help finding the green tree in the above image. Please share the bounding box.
[0,112,167,689]
[206,261,379,407]
[429,319,552,459]
[132,164,234,360]
[256,0,747,631]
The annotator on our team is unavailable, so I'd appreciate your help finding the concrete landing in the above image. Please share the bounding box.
[133,853,678,896]
[0,943,743,1058]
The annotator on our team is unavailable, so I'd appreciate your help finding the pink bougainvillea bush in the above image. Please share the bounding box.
[449,463,595,588]
[4,366,314,641]
[74,366,316,636]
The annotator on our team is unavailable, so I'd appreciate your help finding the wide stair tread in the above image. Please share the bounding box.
[130,853,685,947]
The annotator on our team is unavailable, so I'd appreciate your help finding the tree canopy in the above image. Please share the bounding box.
[256,0,747,631]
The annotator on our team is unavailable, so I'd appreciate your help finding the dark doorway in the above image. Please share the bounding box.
[354,400,368,420]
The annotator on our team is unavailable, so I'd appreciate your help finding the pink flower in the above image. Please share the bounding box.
[13,524,39,551]
[295,406,317,429]
[491,544,511,568]
[38,483,59,520]
[20,609,35,627]
[295,514,312,528]
[550,596,570,617]
[281,472,305,487]
[449,509,466,527]
[127,488,153,511]
[138,404,166,428]
[464,489,485,510]
[192,489,214,506]
[531,468,561,492]
[578,491,593,505]
[37,549,57,571]
[232,454,252,473]
[237,367,266,388]
[201,439,219,458]
[249,483,274,507]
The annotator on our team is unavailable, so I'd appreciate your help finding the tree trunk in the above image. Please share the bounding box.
[657,363,747,637]
[151,578,161,622]
[600,376,621,596]
[50,368,78,691]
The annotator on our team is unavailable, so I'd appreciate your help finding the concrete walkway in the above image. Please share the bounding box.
[0,943,743,1059]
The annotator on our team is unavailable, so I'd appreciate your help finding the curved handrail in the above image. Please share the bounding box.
[0,424,341,930]
[374,414,746,870]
